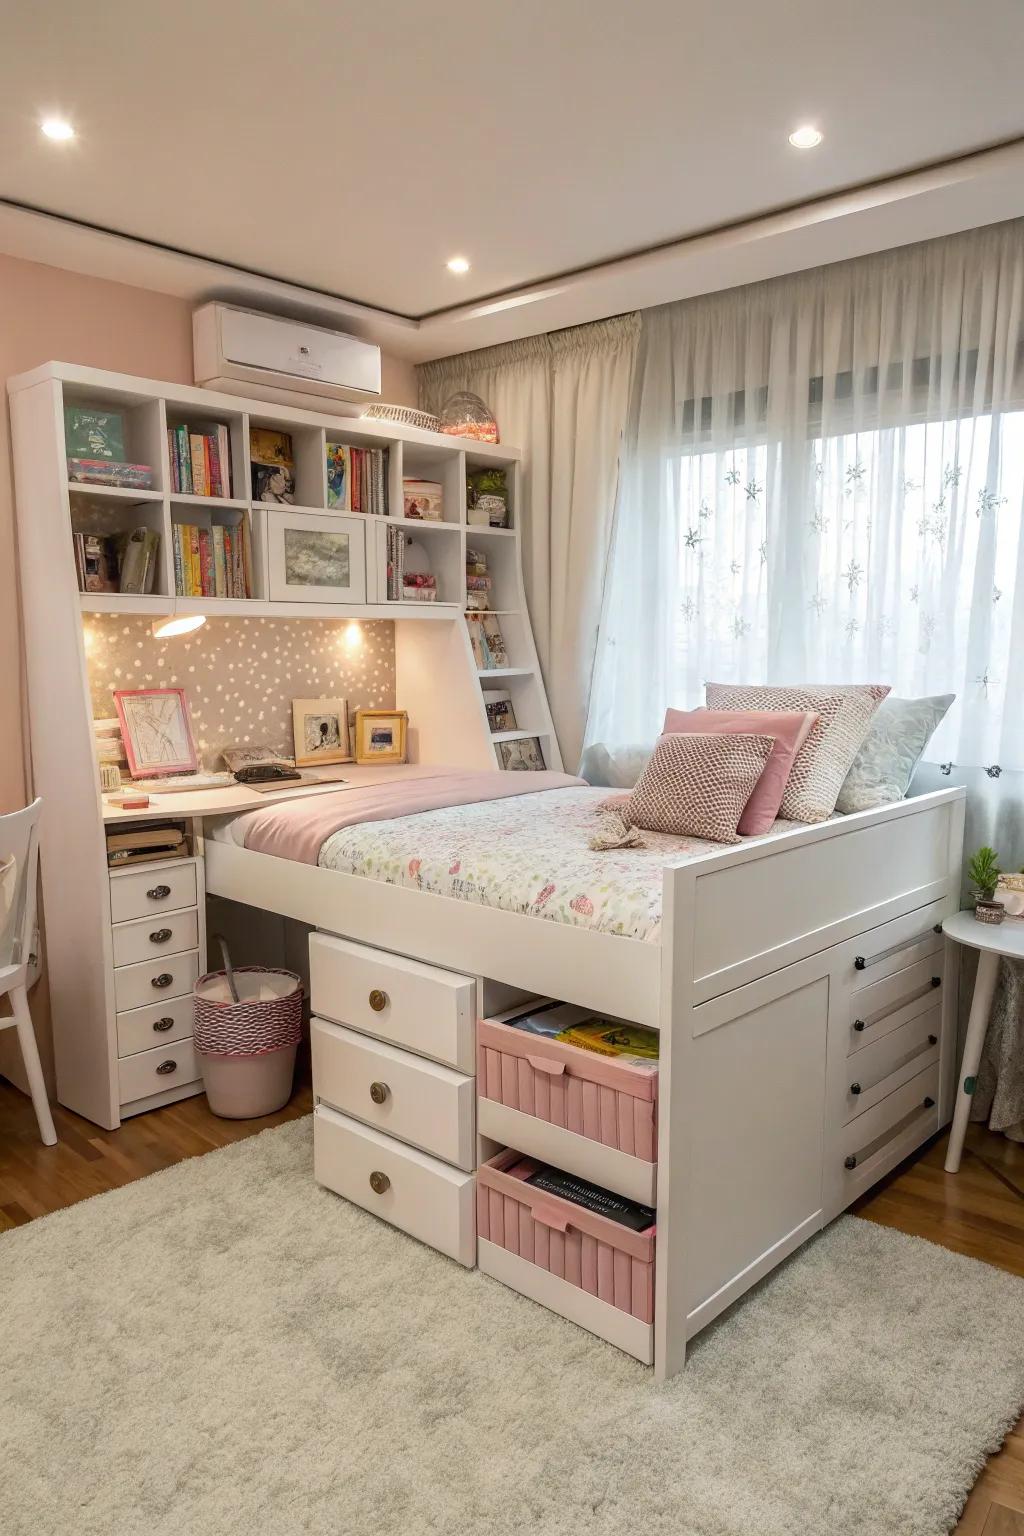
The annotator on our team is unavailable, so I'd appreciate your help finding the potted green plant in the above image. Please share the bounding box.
[967,845,1004,924]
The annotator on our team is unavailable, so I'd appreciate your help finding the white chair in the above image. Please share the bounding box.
[1,799,57,1145]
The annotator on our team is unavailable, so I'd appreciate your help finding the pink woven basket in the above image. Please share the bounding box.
[194,966,302,1059]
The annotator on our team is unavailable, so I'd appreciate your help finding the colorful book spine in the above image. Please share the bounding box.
[172,525,184,595]
[212,525,226,596]
[241,515,253,599]
[188,527,202,594]
[198,529,213,595]
[217,424,231,497]
[189,435,207,497]
[176,426,193,494]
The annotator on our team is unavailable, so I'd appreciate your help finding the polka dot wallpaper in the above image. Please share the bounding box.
[84,616,396,768]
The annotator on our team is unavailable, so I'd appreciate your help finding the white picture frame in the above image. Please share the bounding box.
[267,509,366,604]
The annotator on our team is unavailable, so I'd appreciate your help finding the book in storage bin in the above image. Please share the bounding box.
[477,1002,658,1204]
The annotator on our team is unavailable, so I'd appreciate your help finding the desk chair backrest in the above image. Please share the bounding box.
[0,798,42,979]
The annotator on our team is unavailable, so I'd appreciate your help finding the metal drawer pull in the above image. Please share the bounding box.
[369,1170,390,1194]
[149,928,173,945]
[152,1016,175,1033]
[147,884,172,900]
[855,980,945,1038]
[853,924,943,971]
[369,1081,389,1105]
[151,972,174,989]
[850,1036,938,1100]
[853,1019,866,1032]
[844,1093,938,1171]
[368,989,389,1013]
[156,1059,178,1075]
[928,1034,938,1045]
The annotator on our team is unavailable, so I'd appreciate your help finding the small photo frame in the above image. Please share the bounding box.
[292,699,351,767]
[354,709,408,765]
[114,688,198,778]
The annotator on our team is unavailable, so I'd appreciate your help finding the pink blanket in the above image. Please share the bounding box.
[235,766,585,865]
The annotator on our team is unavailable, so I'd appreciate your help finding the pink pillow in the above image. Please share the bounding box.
[663,707,818,835]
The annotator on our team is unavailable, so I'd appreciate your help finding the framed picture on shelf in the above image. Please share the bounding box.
[496,736,545,771]
[291,699,350,767]
[267,510,366,603]
[354,709,408,765]
[484,690,518,734]
[113,687,198,778]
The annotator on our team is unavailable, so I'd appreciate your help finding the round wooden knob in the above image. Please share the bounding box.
[369,1170,390,1194]
[369,1081,389,1105]
[368,989,388,1013]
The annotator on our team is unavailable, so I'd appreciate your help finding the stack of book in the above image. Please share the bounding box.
[106,822,188,868]
[384,526,437,601]
[327,443,389,514]
[167,423,232,497]
[65,405,154,489]
[465,546,492,611]
[73,526,160,594]
[172,519,252,598]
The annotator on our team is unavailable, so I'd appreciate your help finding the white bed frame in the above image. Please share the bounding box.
[206,783,966,1380]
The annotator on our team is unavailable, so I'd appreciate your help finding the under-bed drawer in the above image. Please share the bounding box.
[839,900,946,992]
[313,1104,476,1266]
[312,1018,476,1170]
[839,1062,940,1178]
[112,908,199,969]
[109,861,197,924]
[113,950,200,1012]
[848,954,944,1052]
[309,933,476,1073]
[118,1037,200,1105]
[838,1005,941,1124]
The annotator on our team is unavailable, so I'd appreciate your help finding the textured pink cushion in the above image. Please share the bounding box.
[663,707,818,835]
[622,732,776,844]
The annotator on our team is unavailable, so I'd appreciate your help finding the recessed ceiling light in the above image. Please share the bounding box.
[446,256,470,275]
[788,125,823,150]
[41,117,75,141]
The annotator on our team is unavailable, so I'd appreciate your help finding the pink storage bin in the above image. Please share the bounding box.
[477,1015,657,1163]
[477,1150,656,1323]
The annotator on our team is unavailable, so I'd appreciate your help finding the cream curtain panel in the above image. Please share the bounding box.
[585,220,1024,774]
[419,315,639,768]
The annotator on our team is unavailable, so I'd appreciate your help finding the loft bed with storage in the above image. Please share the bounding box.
[10,361,966,1382]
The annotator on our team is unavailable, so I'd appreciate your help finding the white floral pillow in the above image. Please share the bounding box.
[835,694,954,813]
[705,683,890,823]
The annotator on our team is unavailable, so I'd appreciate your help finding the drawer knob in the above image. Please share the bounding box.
[368,989,389,1013]
[147,884,171,900]
[850,1081,862,1096]
[149,928,173,945]
[369,1081,390,1105]
[928,1034,938,1046]
[156,1059,178,1076]
[369,1170,390,1195]
[931,976,942,988]
[924,1096,935,1109]
[844,1154,858,1170]
[854,956,866,971]
[151,972,173,989]
[153,1016,175,1033]
[853,1019,866,1033]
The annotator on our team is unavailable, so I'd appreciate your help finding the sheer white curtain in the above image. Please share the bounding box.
[419,316,639,767]
[585,220,1024,777]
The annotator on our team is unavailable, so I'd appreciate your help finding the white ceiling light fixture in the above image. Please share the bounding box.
[788,125,823,150]
[40,116,75,141]
[151,614,206,639]
[446,255,470,275]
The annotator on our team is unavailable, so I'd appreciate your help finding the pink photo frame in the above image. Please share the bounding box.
[113,687,198,778]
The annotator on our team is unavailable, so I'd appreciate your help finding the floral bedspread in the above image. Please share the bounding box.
[318,785,802,943]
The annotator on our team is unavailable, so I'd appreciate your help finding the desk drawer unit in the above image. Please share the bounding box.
[309,933,476,1072]
[312,1018,476,1170]
[111,908,200,969]
[113,950,200,1012]
[109,861,198,924]
[118,1037,200,1105]
[313,1104,476,1267]
[116,995,195,1058]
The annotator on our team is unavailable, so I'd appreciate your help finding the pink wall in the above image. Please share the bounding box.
[0,249,417,1094]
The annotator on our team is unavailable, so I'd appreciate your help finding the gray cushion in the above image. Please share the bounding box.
[835,694,954,813]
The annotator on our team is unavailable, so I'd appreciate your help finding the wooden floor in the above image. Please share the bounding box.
[1,1078,1022,1533]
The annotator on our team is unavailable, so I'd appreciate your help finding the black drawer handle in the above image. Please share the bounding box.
[152,1016,175,1033]
[156,1059,178,1075]
[928,1034,938,1045]
[853,1019,866,1032]
[151,972,173,989]
[924,1096,935,1108]
[147,884,171,900]
[845,1154,858,1170]
[931,976,941,988]
[850,1081,862,1095]
[854,923,943,971]
[149,928,173,945]
[844,1094,936,1173]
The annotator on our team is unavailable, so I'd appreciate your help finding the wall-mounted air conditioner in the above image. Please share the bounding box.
[193,302,382,412]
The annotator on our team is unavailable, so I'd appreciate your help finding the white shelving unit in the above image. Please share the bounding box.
[7,360,560,1129]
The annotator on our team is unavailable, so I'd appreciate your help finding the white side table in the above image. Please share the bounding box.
[942,910,1024,1173]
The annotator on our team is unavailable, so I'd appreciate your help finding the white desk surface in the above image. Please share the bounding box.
[943,908,1024,959]
[100,762,460,824]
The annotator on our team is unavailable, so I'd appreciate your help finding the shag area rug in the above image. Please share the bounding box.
[3,1116,1023,1536]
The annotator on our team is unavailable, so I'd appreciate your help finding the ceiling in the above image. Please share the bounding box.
[3,0,1023,323]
